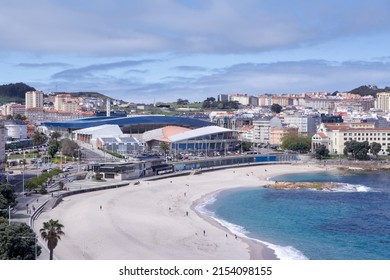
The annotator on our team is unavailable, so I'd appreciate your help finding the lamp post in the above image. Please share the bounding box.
[77,148,80,172]
[22,165,25,194]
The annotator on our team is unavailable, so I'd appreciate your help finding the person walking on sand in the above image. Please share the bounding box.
[100,205,102,210]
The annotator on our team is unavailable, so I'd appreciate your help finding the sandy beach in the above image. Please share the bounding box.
[34,163,328,260]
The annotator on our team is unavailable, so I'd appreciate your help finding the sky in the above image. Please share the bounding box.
[1,0,390,103]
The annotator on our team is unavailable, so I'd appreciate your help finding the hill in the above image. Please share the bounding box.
[348,85,390,97]
[0,83,36,104]
[52,91,112,100]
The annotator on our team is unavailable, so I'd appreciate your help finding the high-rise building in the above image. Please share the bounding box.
[25,91,44,109]
[375,92,390,111]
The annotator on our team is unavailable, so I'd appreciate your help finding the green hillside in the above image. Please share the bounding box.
[0,83,36,104]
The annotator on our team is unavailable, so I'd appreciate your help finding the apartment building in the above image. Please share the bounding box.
[54,94,79,111]
[252,116,282,144]
[312,122,390,155]
[270,127,298,146]
[26,108,94,123]
[283,114,321,136]
[25,91,44,109]
[1,103,26,117]
[375,92,390,111]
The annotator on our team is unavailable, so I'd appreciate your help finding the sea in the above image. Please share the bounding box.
[197,169,390,260]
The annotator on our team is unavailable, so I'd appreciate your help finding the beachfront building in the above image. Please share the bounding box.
[89,161,154,180]
[252,116,282,145]
[312,122,390,155]
[143,125,239,155]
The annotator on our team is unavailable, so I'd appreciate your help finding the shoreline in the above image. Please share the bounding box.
[191,190,278,260]
[34,162,330,260]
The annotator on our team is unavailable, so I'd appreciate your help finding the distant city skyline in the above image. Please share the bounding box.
[1,0,390,103]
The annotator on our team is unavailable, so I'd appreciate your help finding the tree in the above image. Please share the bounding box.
[202,97,217,109]
[160,142,170,155]
[370,142,381,158]
[47,139,59,158]
[40,219,65,260]
[32,131,47,147]
[281,132,311,153]
[0,221,41,260]
[0,183,17,214]
[60,138,80,157]
[344,140,370,160]
[50,131,62,141]
[241,142,252,152]
[315,145,329,160]
[176,99,189,105]
[271,103,282,114]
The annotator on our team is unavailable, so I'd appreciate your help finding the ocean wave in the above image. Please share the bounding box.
[195,197,308,260]
[327,183,371,193]
[213,215,308,260]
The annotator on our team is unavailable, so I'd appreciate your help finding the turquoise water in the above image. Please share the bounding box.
[199,170,390,260]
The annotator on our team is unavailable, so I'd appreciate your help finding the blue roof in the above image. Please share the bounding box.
[43,115,216,130]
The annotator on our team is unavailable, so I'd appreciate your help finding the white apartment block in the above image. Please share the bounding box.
[253,116,282,144]
[25,91,44,109]
[312,122,390,155]
[283,115,321,136]
[375,92,390,111]
[229,94,249,105]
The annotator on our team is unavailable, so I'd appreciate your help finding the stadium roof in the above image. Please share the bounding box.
[169,126,233,142]
[43,115,215,131]
[73,124,123,136]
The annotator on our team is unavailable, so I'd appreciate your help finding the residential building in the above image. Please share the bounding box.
[252,116,282,145]
[270,127,298,146]
[375,92,390,111]
[1,103,26,117]
[229,94,249,105]
[25,91,44,109]
[26,108,94,123]
[283,114,321,136]
[54,94,79,112]
[312,122,390,155]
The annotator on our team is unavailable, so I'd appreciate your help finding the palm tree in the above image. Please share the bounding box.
[40,219,65,260]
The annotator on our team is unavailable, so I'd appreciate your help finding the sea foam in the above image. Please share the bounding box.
[195,194,308,260]
[329,183,371,193]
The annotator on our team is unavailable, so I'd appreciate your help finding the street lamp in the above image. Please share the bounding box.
[22,165,25,194]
